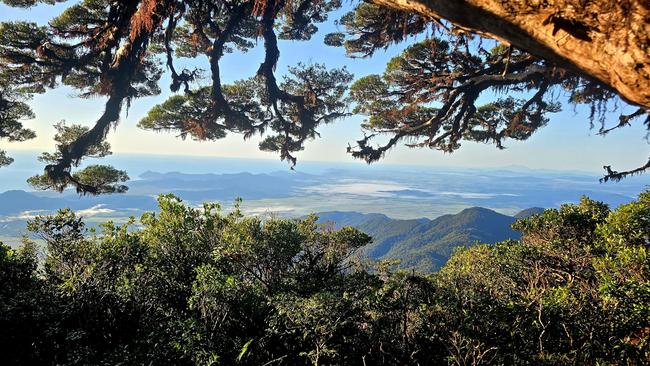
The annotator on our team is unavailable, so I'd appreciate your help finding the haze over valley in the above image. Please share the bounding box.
[2,153,647,270]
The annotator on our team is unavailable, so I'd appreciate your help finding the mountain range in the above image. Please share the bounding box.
[0,166,638,271]
[317,207,543,271]
[0,189,158,216]
[1,186,542,272]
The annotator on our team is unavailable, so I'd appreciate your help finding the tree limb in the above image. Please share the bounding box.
[372,0,650,108]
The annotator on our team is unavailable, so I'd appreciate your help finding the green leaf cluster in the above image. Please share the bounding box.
[1,191,648,364]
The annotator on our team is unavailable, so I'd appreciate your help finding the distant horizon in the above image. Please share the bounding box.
[0,148,632,193]
[3,147,620,175]
[1,158,647,226]
[2,150,649,212]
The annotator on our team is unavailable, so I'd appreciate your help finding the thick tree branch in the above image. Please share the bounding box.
[43,0,171,193]
[373,0,650,108]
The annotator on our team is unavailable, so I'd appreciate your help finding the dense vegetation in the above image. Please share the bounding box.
[1,192,648,365]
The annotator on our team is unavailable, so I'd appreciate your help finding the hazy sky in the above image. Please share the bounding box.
[1,1,647,173]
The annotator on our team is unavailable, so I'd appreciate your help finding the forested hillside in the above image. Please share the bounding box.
[318,207,528,271]
[1,192,648,365]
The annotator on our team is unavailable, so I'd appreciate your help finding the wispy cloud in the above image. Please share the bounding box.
[76,204,115,217]
[0,205,117,222]
[302,179,413,198]
[437,192,519,199]
[0,209,50,222]
[245,205,296,216]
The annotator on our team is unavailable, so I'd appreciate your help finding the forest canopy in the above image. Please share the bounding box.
[0,0,648,194]
[1,191,649,364]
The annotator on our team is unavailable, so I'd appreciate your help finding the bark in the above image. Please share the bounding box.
[373,0,650,108]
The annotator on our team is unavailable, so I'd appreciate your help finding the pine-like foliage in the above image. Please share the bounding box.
[0,0,647,193]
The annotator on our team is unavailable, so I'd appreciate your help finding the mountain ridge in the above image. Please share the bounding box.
[317,207,529,272]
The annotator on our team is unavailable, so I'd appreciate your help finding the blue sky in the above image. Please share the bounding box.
[1,1,648,174]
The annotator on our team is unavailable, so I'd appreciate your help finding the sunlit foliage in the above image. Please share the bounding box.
[1,192,648,364]
[0,1,646,193]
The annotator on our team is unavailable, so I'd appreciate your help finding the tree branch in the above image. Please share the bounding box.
[601,158,650,183]
[371,0,650,108]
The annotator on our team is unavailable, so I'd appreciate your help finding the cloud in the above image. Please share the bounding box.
[0,209,49,222]
[302,179,520,200]
[302,179,413,197]
[437,192,520,199]
[76,204,115,217]
[245,205,296,216]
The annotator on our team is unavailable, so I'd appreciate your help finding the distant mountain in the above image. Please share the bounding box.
[0,190,159,239]
[128,171,314,201]
[514,207,545,219]
[0,190,157,216]
[0,190,64,215]
[317,207,524,272]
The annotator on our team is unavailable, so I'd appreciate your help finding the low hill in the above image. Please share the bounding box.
[317,207,526,272]
[514,207,545,219]
[0,190,157,216]
[0,190,65,215]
